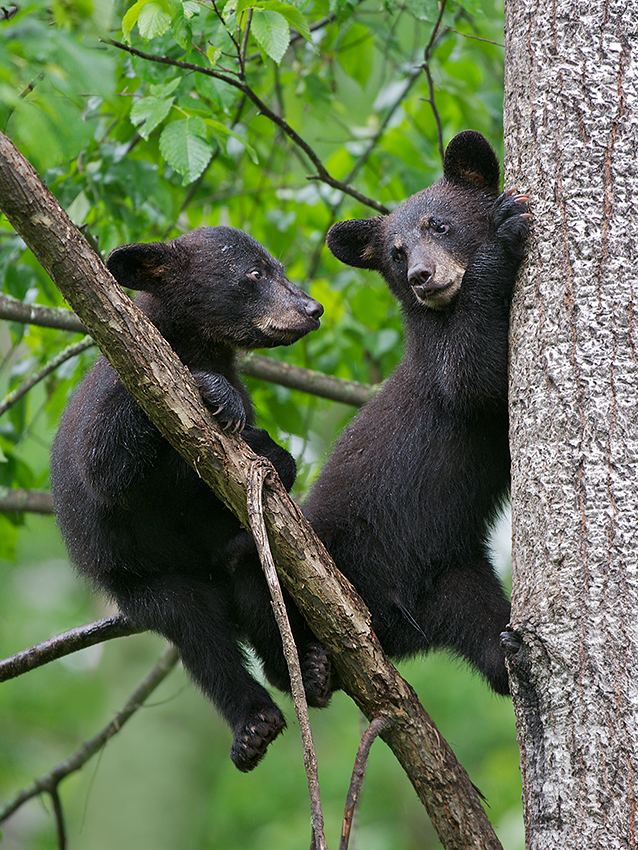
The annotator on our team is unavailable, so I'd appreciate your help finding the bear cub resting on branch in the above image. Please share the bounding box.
[305,130,532,696]
[51,226,326,772]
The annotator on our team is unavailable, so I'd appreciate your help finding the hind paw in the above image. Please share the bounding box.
[301,643,332,708]
[230,706,286,772]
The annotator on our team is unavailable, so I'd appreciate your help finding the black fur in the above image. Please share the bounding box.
[304,131,532,695]
[51,226,327,771]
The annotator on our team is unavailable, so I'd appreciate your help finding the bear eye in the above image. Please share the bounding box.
[391,246,406,264]
[430,220,449,235]
[247,269,263,281]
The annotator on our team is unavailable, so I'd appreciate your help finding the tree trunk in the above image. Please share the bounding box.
[504,1,638,847]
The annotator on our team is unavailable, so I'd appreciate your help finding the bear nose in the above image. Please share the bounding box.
[305,299,324,320]
[408,262,436,289]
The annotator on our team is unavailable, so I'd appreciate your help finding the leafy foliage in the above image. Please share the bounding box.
[0,0,522,846]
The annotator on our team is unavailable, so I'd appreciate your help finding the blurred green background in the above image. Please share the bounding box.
[1,0,523,845]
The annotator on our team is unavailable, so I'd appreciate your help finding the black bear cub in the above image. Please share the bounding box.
[51,226,327,771]
[304,131,531,695]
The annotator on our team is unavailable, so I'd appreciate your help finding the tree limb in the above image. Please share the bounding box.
[0,615,139,682]
[0,486,53,513]
[0,129,503,850]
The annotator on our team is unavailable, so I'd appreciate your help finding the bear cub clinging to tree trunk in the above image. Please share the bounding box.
[51,226,327,772]
[304,130,532,695]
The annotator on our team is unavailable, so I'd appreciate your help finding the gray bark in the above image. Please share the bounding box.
[504,0,638,847]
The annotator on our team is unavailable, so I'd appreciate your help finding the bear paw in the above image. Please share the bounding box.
[193,371,247,433]
[301,643,333,708]
[230,706,286,772]
[492,188,533,259]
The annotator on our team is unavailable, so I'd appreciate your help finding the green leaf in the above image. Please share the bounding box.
[235,0,311,41]
[130,95,175,139]
[453,0,484,16]
[159,117,213,184]
[257,1,311,41]
[203,118,258,163]
[251,8,290,63]
[137,2,172,38]
[206,45,222,65]
[122,0,148,42]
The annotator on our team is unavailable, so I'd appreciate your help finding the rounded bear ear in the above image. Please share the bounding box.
[106,242,175,292]
[443,130,500,193]
[327,217,385,271]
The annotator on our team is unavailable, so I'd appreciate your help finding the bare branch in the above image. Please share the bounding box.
[0,335,94,418]
[0,293,84,332]
[0,486,53,513]
[242,353,376,406]
[0,615,139,682]
[0,645,179,825]
[339,715,394,850]
[247,458,326,850]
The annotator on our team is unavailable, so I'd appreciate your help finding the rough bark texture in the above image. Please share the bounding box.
[0,130,504,850]
[504,1,638,847]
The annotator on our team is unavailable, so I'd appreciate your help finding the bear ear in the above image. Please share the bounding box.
[326,217,385,271]
[106,242,175,292]
[443,130,500,193]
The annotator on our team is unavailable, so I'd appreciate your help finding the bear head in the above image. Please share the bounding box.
[327,130,500,313]
[106,226,323,353]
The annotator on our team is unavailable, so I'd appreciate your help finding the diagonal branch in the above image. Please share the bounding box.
[0,128,503,850]
[0,336,94,418]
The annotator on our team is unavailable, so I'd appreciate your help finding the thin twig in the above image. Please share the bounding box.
[420,0,448,164]
[339,715,394,850]
[0,646,179,825]
[104,39,388,214]
[239,8,253,77]
[446,27,504,48]
[50,787,67,850]
[246,458,327,850]
[0,615,139,682]
[0,336,94,418]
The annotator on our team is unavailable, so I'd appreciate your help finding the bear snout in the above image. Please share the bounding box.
[408,261,436,290]
[304,298,324,321]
